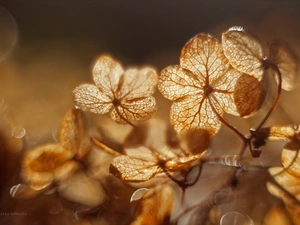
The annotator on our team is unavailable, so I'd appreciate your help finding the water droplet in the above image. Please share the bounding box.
[10,184,22,197]
[0,6,18,63]
[220,211,254,225]
[130,188,149,202]
[52,129,58,142]
[11,125,26,138]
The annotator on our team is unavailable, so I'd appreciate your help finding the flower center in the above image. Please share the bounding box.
[204,85,213,97]
[112,99,121,107]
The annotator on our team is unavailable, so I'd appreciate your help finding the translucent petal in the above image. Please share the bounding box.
[165,151,206,171]
[170,94,221,135]
[118,67,158,99]
[58,108,91,157]
[158,65,203,101]
[109,155,162,181]
[111,96,157,123]
[269,167,300,200]
[222,27,264,80]
[180,33,229,83]
[268,41,299,91]
[179,128,210,155]
[73,84,112,114]
[211,69,242,116]
[281,142,300,177]
[92,55,124,94]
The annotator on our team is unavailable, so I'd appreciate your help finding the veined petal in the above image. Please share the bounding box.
[180,33,229,83]
[110,155,162,181]
[92,55,124,94]
[73,84,113,114]
[170,94,221,135]
[119,67,158,100]
[110,97,157,123]
[222,26,264,80]
[158,65,203,101]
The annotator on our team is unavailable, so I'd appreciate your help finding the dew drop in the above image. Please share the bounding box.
[11,125,26,138]
[220,211,254,225]
[0,6,18,62]
[130,188,149,202]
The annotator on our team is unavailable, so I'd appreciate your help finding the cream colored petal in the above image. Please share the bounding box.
[118,67,158,99]
[268,41,299,91]
[158,65,203,101]
[110,155,162,181]
[73,84,113,114]
[57,171,106,207]
[110,97,157,123]
[92,55,124,94]
[54,160,80,181]
[170,94,221,136]
[180,33,229,83]
[222,26,264,80]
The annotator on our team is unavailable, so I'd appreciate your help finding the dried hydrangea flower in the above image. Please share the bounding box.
[222,26,299,91]
[73,55,158,126]
[109,119,207,182]
[21,108,91,190]
[158,33,262,135]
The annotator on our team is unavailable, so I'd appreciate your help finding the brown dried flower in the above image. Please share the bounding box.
[73,55,158,125]
[158,33,261,135]
[21,108,91,190]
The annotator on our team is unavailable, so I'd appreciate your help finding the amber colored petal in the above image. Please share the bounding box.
[170,94,221,135]
[269,167,300,201]
[281,142,300,178]
[180,33,229,83]
[267,125,296,141]
[179,128,210,155]
[165,151,206,172]
[222,26,264,80]
[92,55,124,94]
[158,65,203,101]
[110,96,157,123]
[58,108,92,157]
[21,143,71,190]
[268,41,299,91]
[211,68,242,116]
[131,185,174,225]
[213,69,265,117]
[118,67,158,100]
[109,155,163,181]
[73,84,113,114]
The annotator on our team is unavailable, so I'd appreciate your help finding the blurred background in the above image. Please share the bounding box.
[0,0,299,224]
[0,0,299,140]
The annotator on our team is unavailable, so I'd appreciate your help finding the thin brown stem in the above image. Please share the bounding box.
[254,65,282,131]
[91,137,121,156]
[208,98,247,143]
